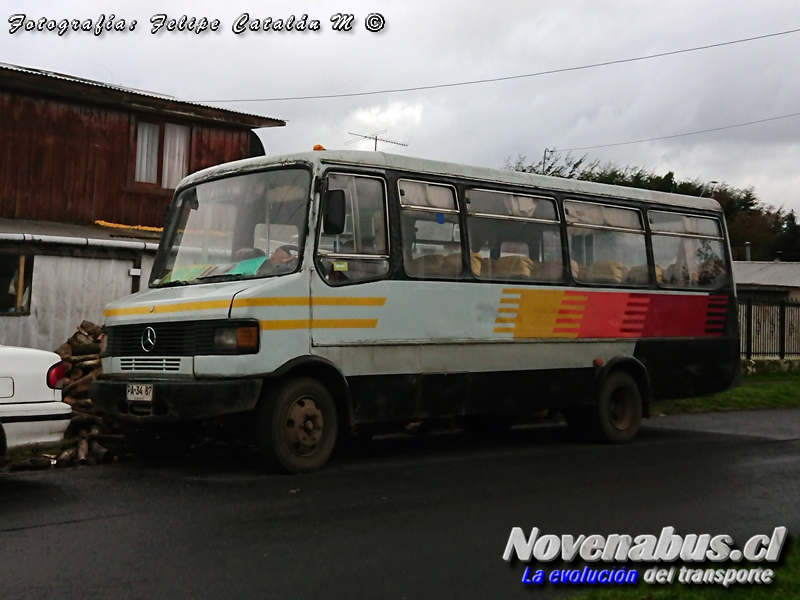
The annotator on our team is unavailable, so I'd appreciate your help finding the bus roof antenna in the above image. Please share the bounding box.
[346,130,408,151]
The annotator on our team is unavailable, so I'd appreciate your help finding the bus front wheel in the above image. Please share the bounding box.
[595,371,642,444]
[256,378,338,474]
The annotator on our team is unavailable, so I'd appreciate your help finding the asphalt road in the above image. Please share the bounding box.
[2,410,800,599]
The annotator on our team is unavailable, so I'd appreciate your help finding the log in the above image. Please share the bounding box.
[90,440,115,464]
[68,368,84,381]
[79,321,102,339]
[63,371,97,398]
[64,397,93,411]
[55,342,72,360]
[7,457,55,472]
[56,448,76,468]
[76,438,89,465]
[75,359,101,370]
[70,354,100,365]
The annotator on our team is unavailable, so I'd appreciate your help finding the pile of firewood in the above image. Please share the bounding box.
[2,321,130,472]
[53,321,130,467]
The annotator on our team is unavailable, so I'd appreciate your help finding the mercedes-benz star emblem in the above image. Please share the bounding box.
[141,326,157,353]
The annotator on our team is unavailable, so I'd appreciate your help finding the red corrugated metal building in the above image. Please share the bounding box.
[0,63,285,349]
[0,62,284,228]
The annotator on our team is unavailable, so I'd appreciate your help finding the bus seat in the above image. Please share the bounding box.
[586,261,627,283]
[469,252,483,276]
[409,254,445,277]
[492,255,534,278]
[441,253,464,276]
[625,264,651,285]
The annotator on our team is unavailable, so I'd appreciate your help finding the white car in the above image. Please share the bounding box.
[0,346,72,455]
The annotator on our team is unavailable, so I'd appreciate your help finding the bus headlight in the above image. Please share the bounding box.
[213,325,259,353]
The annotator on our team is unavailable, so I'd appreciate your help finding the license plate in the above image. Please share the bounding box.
[126,384,154,402]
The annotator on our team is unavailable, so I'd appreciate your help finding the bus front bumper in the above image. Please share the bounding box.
[89,379,263,423]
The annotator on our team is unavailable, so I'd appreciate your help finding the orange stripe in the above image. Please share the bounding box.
[234,296,386,308]
[260,319,378,330]
[105,300,230,317]
[494,317,516,324]
[494,327,515,334]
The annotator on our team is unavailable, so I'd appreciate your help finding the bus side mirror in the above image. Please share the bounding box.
[322,189,346,235]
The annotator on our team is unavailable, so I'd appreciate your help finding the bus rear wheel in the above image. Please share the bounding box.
[256,378,338,474]
[595,371,642,444]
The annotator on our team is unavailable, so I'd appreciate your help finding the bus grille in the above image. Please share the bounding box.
[120,357,183,371]
[104,321,219,357]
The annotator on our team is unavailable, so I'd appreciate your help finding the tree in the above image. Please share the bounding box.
[507,152,795,262]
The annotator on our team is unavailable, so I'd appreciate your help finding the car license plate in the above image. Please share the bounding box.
[126,384,153,402]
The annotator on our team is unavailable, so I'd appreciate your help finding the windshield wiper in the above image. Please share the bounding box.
[195,273,247,283]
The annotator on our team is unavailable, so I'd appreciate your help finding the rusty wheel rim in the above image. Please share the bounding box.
[284,396,324,457]
[608,386,635,431]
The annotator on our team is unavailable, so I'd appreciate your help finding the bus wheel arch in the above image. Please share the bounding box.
[256,376,339,473]
[255,358,352,473]
[594,370,643,444]
[600,357,651,419]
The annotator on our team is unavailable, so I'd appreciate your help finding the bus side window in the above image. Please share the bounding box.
[399,180,463,279]
[466,189,563,283]
[317,173,389,285]
[649,212,729,289]
[565,200,649,286]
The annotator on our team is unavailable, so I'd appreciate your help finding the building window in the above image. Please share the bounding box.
[1,255,33,315]
[135,121,191,189]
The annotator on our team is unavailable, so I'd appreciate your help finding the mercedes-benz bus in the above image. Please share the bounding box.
[91,149,739,472]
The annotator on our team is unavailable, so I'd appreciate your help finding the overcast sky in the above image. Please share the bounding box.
[4,1,800,212]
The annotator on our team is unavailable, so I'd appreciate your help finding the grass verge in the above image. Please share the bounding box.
[653,372,800,415]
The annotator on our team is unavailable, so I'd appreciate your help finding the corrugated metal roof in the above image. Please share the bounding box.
[0,218,160,251]
[733,261,800,288]
[0,62,284,128]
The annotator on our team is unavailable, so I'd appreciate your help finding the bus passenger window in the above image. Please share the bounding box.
[399,180,463,279]
[316,173,389,285]
[466,189,563,283]
[649,212,728,289]
[565,200,649,286]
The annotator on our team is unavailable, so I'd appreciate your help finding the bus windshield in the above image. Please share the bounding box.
[151,168,311,286]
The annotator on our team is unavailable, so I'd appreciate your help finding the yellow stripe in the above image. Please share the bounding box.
[494,327,515,334]
[497,307,518,314]
[104,300,231,317]
[234,297,309,308]
[260,318,378,330]
[494,317,516,324]
[107,296,387,316]
[232,296,387,308]
[313,297,386,306]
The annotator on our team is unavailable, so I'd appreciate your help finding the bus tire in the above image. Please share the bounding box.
[256,377,338,474]
[595,371,642,444]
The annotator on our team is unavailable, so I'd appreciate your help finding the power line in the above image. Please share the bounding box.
[558,110,800,152]
[192,27,800,103]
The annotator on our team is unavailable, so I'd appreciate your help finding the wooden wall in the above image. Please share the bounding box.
[0,92,251,228]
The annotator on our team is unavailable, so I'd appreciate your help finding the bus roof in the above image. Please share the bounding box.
[181,150,723,213]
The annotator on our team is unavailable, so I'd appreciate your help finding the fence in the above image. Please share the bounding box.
[738,298,800,359]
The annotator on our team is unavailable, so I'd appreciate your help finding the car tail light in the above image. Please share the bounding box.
[47,361,68,389]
